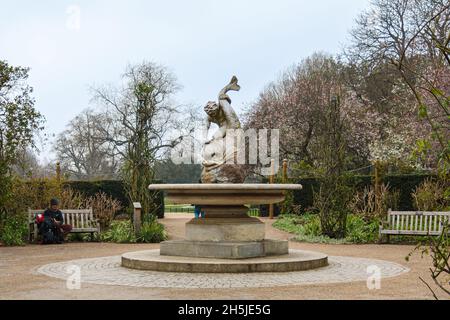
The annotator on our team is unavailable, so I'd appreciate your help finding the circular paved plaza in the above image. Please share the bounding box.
[36,249,409,289]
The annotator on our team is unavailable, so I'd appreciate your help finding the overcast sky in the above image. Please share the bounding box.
[0,0,370,162]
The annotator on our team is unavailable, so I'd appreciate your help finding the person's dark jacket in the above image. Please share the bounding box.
[43,209,64,224]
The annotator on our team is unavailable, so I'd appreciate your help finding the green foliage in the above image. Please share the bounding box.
[314,175,353,239]
[67,233,94,242]
[0,214,27,246]
[418,104,428,119]
[0,61,44,210]
[100,220,137,243]
[165,204,194,213]
[4,176,63,217]
[137,215,167,243]
[272,214,316,235]
[100,217,167,244]
[345,215,380,244]
[273,213,379,244]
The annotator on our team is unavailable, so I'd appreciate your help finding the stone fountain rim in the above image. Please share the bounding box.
[148,183,303,191]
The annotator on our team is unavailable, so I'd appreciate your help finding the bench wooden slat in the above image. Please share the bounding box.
[380,209,450,242]
[380,230,444,235]
[28,208,99,243]
[388,211,450,216]
[70,228,98,233]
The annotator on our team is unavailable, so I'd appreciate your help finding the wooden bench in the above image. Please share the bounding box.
[379,209,450,243]
[28,208,100,243]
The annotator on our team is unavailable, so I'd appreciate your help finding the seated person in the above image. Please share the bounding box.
[39,198,72,244]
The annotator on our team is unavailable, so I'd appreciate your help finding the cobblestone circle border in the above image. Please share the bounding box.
[35,249,409,289]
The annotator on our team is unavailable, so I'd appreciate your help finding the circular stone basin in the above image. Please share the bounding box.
[148,183,303,205]
[121,249,328,273]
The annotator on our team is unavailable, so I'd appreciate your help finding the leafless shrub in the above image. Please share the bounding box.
[59,188,85,209]
[83,191,122,230]
[349,183,399,219]
[412,179,449,211]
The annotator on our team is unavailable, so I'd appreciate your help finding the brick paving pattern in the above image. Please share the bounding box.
[36,249,409,289]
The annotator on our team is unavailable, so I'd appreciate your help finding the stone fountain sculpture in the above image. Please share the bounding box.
[201,76,246,184]
[121,77,328,273]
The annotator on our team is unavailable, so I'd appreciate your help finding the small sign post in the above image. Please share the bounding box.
[269,159,275,219]
[133,202,142,235]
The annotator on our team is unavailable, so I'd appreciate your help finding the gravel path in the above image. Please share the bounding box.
[0,213,448,300]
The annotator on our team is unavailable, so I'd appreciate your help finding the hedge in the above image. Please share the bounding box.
[64,180,165,218]
[292,174,436,212]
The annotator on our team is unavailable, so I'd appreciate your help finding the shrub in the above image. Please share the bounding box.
[59,188,85,209]
[66,180,165,218]
[83,191,122,230]
[314,175,353,239]
[65,180,129,211]
[0,214,27,246]
[345,215,380,243]
[349,183,400,219]
[293,174,436,212]
[6,177,62,214]
[137,216,167,243]
[273,213,379,244]
[100,217,167,244]
[412,178,449,211]
[100,220,137,243]
[273,214,321,237]
[67,233,93,242]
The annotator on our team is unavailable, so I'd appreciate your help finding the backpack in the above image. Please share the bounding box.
[42,228,56,244]
[39,219,57,244]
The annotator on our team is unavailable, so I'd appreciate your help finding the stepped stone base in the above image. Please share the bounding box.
[160,239,288,259]
[122,249,329,273]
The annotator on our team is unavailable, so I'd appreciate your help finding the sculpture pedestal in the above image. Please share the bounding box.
[160,205,288,259]
[154,184,300,260]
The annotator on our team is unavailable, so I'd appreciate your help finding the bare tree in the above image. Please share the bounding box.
[55,108,120,180]
[92,61,196,216]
